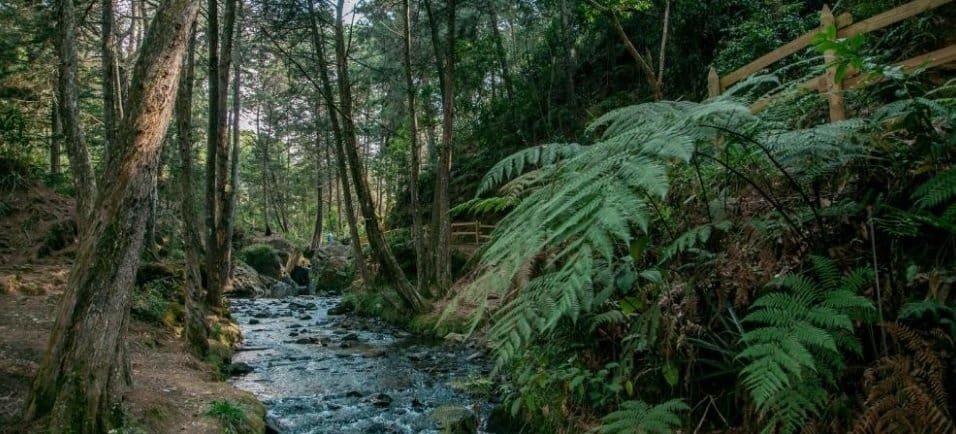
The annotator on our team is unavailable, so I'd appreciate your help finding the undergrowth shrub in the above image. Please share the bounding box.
[205,400,250,434]
[131,279,175,325]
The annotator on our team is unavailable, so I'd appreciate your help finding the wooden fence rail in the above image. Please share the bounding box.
[450,221,496,245]
[708,0,955,119]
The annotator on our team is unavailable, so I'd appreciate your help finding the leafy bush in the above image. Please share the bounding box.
[238,243,282,278]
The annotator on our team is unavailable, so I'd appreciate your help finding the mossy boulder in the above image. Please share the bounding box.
[430,405,478,434]
[238,243,283,279]
[310,243,354,293]
[230,260,276,298]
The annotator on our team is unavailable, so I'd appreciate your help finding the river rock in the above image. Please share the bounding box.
[310,244,354,292]
[444,333,467,344]
[223,362,253,376]
[269,281,298,298]
[294,336,323,345]
[231,260,277,298]
[328,301,354,315]
[290,265,310,287]
[430,406,478,434]
[369,393,393,407]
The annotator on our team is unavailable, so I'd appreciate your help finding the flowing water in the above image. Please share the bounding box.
[229,296,494,434]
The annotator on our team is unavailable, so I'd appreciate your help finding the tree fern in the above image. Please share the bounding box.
[595,399,689,434]
[458,99,757,367]
[737,255,875,434]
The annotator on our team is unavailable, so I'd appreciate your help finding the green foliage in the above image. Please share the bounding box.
[595,399,689,434]
[463,99,755,367]
[737,256,875,434]
[237,244,282,278]
[476,143,584,196]
[205,400,248,434]
[914,168,956,211]
[131,280,174,325]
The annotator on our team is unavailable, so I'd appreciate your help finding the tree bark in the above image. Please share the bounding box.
[56,0,97,234]
[310,104,325,252]
[226,3,242,275]
[102,0,121,167]
[402,0,427,292]
[334,0,424,310]
[50,99,61,177]
[255,102,271,235]
[488,0,514,102]
[24,0,200,431]
[429,0,456,295]
[205,0,240,307]
[176,27,209,355]
[559,0,577,109]
[305,0,370,286]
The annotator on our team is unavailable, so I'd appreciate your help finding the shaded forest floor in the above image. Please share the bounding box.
[0,184,263,433]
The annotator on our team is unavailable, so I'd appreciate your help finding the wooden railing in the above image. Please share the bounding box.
[707,0,956,119]
[450,221,496,245]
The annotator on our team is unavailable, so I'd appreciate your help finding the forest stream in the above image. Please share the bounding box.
[229,296,493,433]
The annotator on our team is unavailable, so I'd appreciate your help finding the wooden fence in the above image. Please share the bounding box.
[707,0,956,119]
[450,221,496,245]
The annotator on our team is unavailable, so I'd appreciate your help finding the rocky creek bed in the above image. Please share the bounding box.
[229,296,497,433]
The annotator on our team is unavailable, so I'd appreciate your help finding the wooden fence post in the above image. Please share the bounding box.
[821,4,847,121]
[707,66,721,98]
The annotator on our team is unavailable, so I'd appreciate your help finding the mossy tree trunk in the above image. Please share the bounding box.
[24,0,201,431]
[176,26,209,355]
[305,0,371,286]
[56,0,96,233]
[402,0,428,294]
[205,0,240,307]
[334,0,425,311]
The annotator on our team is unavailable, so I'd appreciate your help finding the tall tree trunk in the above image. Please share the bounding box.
[584,0,663,101]
[334,0,424,310]
[226,3,242,275]
[305,0,370,286]
[429,0,456,295]
[204,0,221,301]
[205,0,239,307]
[24,1,200,431]
[255,103,271,235]
[50,99,61,177]
[56,0,96,233]
[309,113,324,252]
[402,0,427,291]
[559,0,577,110]
[102,0,120,167]
[488,0,513,102]
[324,139,334,234]
[175,27,208,355]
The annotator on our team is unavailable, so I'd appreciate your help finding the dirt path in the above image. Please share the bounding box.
[0,263,264,433]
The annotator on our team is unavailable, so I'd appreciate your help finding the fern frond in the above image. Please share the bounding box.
[913,168,956,210]
[739,257,875,433]
[476,143,584,195]
[596,399,689,434]
[853,323,955,434]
